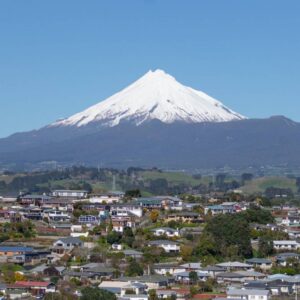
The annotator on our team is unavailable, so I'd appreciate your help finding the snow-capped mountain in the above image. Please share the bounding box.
[52,69,245,128]
[2,69,299,171]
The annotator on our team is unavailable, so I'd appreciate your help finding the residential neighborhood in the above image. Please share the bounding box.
[0,168,300,300]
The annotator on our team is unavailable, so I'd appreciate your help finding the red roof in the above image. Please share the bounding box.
[15,281,51,288]
[193,294,226,299]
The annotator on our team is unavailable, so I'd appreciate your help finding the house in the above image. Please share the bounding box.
[112,243,123,251]
[111,216,136,233]
[8,281,56,297]
[52,189,88,198]
[29,264,65,276]
[200,265,227,278]
[52,237,83,254]
[175,271,210,283]
[7,250,50,265]
[165,212,203,223]
[181,262,202,272]
[78,214,99,225]
[41,198,74,212]
[153,263,185,275]
[244,278,295,296]
[155,196,183,211]
[89,191,124,204]
[118,275,174,289]
[43,210,71,222]
[0,246,34,263]
[99,280,147,298]
[135,197,162,209]
[273,240,300,250]
[156,289,189,300]
[216,261,252,271]
[19,194,52,206]
[110,204,143,218]
[63,267,116,282]
[276,252,300,266]
[120,282,147,297]
[245,258,272,270]
[123,249,143,259]
[148,240,180,253]
[151,227,180,238]
[204,202,240,215]
[225,288,270,300]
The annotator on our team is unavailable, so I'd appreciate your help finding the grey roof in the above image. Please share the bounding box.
[120,275,172,283]
[216,261,252,268]
[201,265,226,272]
[235,271,266,277]
[246,258,272,264]
[149,240,179,245]
[216,272,245,278]
[227,288,269,296]
[123,249,142,256]
[56,237,83,244]
[22,194,52,200]
[123,282,147,289]
[180,262,202,269]
[0,246,33,252]
[53,190,87,193]
[80,262,105,269]
[175,271,209,277]
[151,227,177,232]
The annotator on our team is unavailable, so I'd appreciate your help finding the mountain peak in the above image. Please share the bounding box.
[52,69,246,128]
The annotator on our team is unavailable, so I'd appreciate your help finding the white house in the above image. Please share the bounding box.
[151,227,180,238]
[153,264,185,275]
[273,240,300,250]
[89,194,123,204]
[148,240,180,253]
[53,237,83,251]
[110,204,143,218]
[43,210,71,222]
[226,288,270,300]
[52,190,88,198]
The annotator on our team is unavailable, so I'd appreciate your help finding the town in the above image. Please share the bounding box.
[0,168,299,299]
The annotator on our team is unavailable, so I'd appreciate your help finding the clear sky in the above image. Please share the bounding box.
[0,0,299,138]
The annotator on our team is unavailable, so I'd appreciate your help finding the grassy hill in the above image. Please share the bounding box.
[240,176,297,194]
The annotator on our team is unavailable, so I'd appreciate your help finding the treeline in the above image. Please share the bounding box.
[195,207,274,263]
[0,166,257,196]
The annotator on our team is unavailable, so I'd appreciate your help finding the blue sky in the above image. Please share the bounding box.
[0,0,299,137]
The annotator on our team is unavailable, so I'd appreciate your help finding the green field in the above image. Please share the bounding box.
[140,170,211,187]
[240,176,297,194]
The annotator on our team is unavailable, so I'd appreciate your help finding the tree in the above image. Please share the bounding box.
[189,271,199,285]
[258,237,274,257]
[201,214,252,259]
[44,293,63,300]
[148,289,159,300]
[189,286,199,297]
[107,231,121,245]
[121,227,135,247]
[125,189,141,198]
[180,245,193,261]
[150,210,159,223]
[80,287,116,300]
[125,259,143,276]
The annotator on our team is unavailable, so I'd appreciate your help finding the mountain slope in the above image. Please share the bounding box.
[1,117,300,170]
[52,69,245,128]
